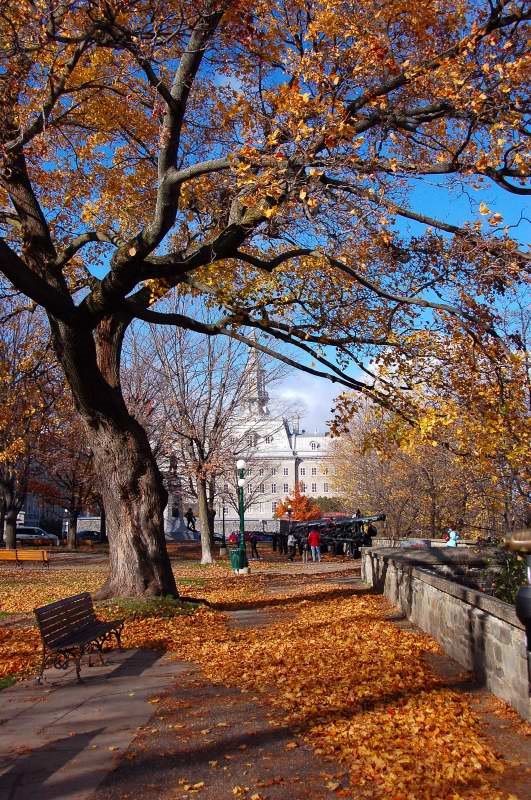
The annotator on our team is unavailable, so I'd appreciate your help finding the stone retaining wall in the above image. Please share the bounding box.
[371,537,474,549]
[362,547,530,721]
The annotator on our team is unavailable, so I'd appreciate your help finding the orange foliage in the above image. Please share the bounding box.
[0,564,524,799]
[275,484,322,521]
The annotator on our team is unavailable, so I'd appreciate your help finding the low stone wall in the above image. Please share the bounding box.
[362,547,530,721]
[371,537,474,549]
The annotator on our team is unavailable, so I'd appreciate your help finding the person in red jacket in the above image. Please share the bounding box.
[308,528,321,562]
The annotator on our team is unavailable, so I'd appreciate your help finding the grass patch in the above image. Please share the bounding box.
[176,577,205,588]
[0,675,16,691]
[98,594,198,621]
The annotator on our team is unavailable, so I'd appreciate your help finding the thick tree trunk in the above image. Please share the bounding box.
[197,477,214,565]
[0,498,5,544]
[4,508,17,549]
[91,419,177,597]
[49,314,178,599]
[67,511,78,550]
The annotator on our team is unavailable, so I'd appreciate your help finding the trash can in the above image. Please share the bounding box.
[229,549,241,571]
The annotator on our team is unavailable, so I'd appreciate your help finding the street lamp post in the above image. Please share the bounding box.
[220,503,227,556]
[235,459,249,574]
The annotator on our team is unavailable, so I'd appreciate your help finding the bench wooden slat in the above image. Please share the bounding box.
[35,592,92,617]
[0,551,18,560]
[38,607,96,631]
[0,549,49,564]
[36,597,94,621]
[39,617,96,644]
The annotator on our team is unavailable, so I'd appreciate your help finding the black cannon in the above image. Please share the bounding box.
[291,514,385,558]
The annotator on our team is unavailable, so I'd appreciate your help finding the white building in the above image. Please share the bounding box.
[163,351,338,537]
[217,353,336,523]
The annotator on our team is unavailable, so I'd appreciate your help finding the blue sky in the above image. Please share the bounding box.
[275,176,529,430]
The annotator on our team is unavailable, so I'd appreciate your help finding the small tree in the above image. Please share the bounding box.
[313,496,346,514]
[276,486,322,522]
[129,307,286,564]
[33,400,96,549]
[0,303,58,547]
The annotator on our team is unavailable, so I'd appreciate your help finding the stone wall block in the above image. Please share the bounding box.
[362,548,531,722]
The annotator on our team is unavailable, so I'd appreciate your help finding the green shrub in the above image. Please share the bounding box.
[493,552,527,604]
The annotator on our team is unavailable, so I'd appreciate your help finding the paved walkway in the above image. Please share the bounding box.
[0,649,188,800]
[1,562,529,800]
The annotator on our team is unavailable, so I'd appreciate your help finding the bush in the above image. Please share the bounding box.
[493,552,527,604]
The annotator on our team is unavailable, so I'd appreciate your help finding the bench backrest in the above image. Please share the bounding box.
[34,592,97,646]
[18,549,49,561]
[0,549,49,562]
[0,550,19,561]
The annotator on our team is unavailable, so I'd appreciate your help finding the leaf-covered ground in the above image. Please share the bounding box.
[0,563,529,799]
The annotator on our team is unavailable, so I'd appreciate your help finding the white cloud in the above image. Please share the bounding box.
[276,372,342,432]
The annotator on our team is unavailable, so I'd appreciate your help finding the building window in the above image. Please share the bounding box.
[283,483,289,493]
[323,467,329,475]
[300,467,305,476]
[247,432,258,448]
[271,467,277,475]
[247,484,252,494]
[265,435,273,443]
[324,483,329,493]
[223,483,229,493]
[259,468,264,476]
[300,481,306,493]
[271,483,276,494]
[259,502,263,513]
[272,501,278,513]
[247,466,253,476]
[259,483,265,494]
[311,467,317,476]
[283,467,289,476]
[310,441,319,450]
[311,482,317,493]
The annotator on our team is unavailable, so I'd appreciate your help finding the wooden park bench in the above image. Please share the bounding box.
[34,592,124,683]
[0,548,50,567]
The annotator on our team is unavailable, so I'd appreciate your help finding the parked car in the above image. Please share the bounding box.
[76,530,102,544]
[15,527,60,547]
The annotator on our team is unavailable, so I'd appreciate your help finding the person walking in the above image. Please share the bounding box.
[185,507,196,531]
[302,533,310,563]
[250,531,260,560]
[308,527,321,562]
[287,531,297,561]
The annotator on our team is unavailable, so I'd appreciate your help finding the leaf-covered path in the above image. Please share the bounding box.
[1,558,530,799]
[94,567,530,800]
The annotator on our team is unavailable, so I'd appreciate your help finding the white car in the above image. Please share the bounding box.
[15,527,60,547]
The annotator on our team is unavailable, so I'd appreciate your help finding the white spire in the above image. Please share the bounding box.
[246,345,269,417]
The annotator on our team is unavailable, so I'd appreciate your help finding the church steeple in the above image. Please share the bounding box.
[246,346,269,417]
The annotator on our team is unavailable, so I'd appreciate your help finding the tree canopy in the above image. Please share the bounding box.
[0,0,529,593]
[1,0,528,391]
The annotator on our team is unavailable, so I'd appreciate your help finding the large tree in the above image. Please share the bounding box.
[0,1,528,596]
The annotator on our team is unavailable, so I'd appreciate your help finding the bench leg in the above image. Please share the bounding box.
[73,652,83,683]
[36,649,46,684]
